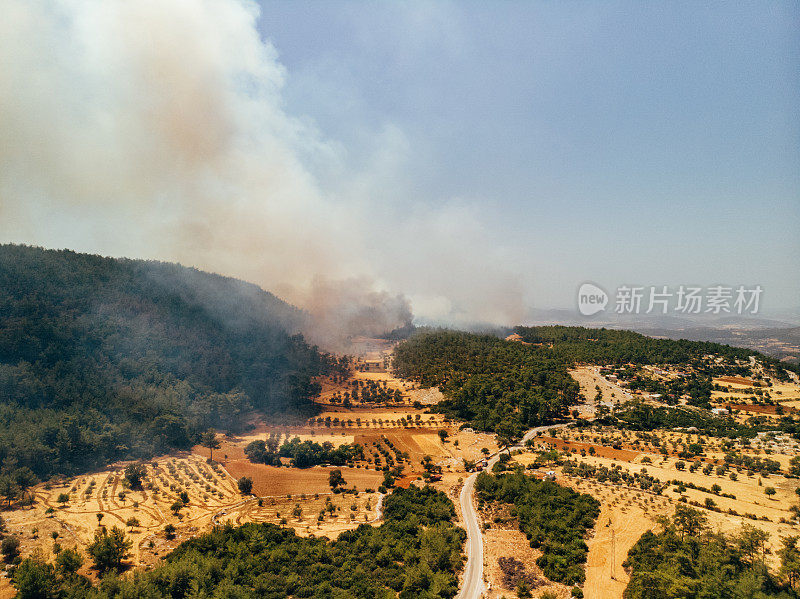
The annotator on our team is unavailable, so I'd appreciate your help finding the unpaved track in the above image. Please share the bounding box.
[456,423,568,599]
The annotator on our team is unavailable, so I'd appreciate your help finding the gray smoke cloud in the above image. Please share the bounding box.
[299,277,413,351]
[0,0,526,347]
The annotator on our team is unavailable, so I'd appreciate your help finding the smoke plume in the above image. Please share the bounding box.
[299,277,413,351]
[0,0,526,348]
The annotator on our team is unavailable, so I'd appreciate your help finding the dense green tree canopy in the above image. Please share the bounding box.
[393,328,795,436]
[0,244,344,478]
[393,331,579,435]
[514,325,763,365]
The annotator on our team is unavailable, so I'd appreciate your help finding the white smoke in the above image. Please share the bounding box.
[0,0,525,342]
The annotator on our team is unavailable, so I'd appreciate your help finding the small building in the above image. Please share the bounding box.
[363,360,385,373]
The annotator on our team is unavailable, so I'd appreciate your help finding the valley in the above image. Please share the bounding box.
[3,3,797,597]
[2,249,800,598]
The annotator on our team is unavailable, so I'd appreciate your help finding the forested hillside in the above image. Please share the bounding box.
[393,331,579,436]
[515,325,796,376]
[0,244,343,478]
[393,328,796,437]
[12,485,465,598]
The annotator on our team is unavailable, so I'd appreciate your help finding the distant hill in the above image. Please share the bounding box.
[0,244,342,478]
[638,326,800,365]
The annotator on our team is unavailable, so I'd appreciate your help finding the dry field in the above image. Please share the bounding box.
[6,364,797,599]
[532,436,640,462]
[7,454,242,568]
[507,389,800,599]
[523,424,800,570]
[563,453,800,567]
[573,480,671,599]
[570,367,634,415]
[712,376,800,405]
[503,444,800,598]
[765,380,800,403]
[0,451,384,598]
[317,370,417,404]
[193,436,385,496]
[717,376,757,386]
[209,421,497,494]
[320,368,445,406]
[553,426,799,461]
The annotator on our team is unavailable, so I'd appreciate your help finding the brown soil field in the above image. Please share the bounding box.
[533,436,640,462]
[222,461,383,496]
[717,376,756,386]
[725,403,792,415]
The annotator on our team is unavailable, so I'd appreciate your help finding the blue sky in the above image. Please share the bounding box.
[2,0,797,325]
[256,1,800,315]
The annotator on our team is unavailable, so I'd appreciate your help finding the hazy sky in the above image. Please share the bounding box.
[258,1,800,313]
[1,1,798,325]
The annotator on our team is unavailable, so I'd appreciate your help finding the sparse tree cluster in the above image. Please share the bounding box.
[244,438,363,468]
